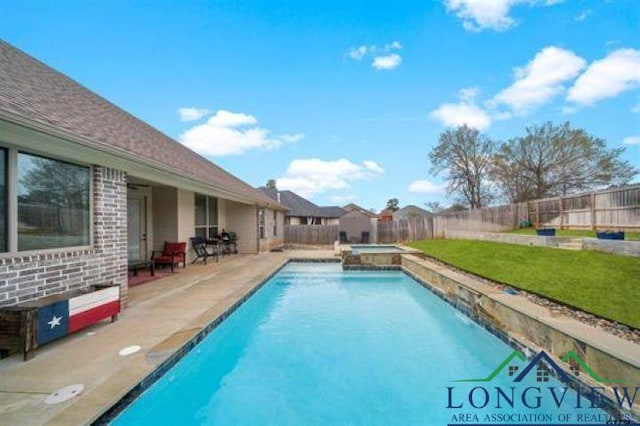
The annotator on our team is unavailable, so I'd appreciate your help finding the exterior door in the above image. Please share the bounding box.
[127,197,147,261]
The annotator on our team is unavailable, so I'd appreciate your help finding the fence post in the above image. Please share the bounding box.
[559,196,564,230]
[535,200,540,228]
[590,192,596,230]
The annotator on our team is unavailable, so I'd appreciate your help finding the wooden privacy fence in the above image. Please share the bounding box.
[284,225,338,246]
[432,203,528,238]
[529,185,640,230]
[377,217,433,243]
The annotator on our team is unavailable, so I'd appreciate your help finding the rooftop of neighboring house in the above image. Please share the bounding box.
[393,205,433,220]
[343,203,378,218]
[0,40,282,209]
[257,187,346,218]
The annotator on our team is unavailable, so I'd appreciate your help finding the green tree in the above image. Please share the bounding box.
[265,179,277,190]
[492,122,637,201]
[386,198,399,212]
[429,125,496,209]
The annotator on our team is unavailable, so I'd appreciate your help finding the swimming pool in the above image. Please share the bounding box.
[112,262,611,425]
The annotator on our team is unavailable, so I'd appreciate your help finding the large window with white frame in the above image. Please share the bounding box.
[17,152,90,251]
[195,194,218,238]
[0,148,91,253]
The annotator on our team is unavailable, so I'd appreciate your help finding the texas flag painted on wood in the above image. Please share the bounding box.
[37,286,120,345]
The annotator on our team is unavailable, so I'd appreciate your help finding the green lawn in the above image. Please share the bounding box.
[408,239,640,329]
[509,227,640,241]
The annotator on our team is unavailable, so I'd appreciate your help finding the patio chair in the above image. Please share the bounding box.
[190,237,218,264]
[152,241,186,272]
[361,231,370,244]
[339,231,348,243]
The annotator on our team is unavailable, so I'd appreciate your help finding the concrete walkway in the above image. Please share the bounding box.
[0,250,335,425]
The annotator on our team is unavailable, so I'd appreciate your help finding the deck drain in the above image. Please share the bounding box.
[44,384,84,404]
[119,345,141,356]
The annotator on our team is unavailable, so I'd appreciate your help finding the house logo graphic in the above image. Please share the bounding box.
[446,350,638,425]
[455,350,623,384]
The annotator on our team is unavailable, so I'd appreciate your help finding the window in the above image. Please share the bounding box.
[195,194,218,238]
[273,210,277,237]
[17,152,90,251]
[0,149,6,252]
[258,208,265,239]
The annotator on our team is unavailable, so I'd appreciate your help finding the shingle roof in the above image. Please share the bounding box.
[257,188,346,218]
[393,205,433,220]
[343,203,378,218]
[0,40,280,208]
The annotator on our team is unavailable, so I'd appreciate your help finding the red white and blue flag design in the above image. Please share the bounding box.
[37,286,120,345]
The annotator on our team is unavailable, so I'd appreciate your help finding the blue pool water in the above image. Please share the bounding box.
[113,262,611,425]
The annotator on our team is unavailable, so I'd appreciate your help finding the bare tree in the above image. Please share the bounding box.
[492,122,637,201]
[429,125,496,209]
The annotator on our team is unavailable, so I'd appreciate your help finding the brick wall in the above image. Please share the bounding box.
[0,166,129,307]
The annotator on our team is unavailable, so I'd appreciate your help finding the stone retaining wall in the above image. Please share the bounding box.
[402,253,640,417]
[444,229,640,257]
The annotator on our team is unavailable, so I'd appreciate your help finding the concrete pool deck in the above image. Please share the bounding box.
[0,250,335,425]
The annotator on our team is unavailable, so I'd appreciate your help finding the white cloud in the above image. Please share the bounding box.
[276,158,384,198]
[567,48,640,106]
[372,54,402,70]
[349,46,368,60]
[490,46,586,114]
[408,180,443,194]
[348,41,403,70]
[180,110,302,156]
[623,136,640,146]
[177,107,211,122]
[363,160,385,174]
[431,87,492,130]
[444,0,563,32]
[574,9,592,21]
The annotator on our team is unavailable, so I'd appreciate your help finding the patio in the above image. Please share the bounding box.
[0,250,334,425]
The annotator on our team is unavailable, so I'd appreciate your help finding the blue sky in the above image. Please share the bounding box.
[3,0,639,211]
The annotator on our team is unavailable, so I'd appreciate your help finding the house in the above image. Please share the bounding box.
[378,209,394,222]
[257,188,346,225]
[343,203,378,218]
[393,205,433,220]
[0,40,286,307]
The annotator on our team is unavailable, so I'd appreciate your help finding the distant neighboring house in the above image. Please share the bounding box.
[343,203,378,218]
[257,188,346,225]
[393,205,433,220]
[378,209,394,222]
[0,41,286,308]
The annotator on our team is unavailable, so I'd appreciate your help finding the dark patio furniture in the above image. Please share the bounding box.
[596,231,625,240]
[220,232,238,255]
[190,237,218,264]
[536,228,556,237]
[128,259,155,276]
[152,241,186,272]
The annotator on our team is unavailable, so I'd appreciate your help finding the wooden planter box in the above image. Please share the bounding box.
[536,228,556,237]
[0,283,120,360]
[596,231,625,240]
